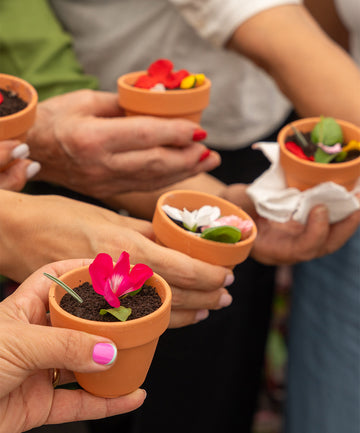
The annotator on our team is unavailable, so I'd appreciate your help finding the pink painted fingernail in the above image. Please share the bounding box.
[193,129,207,141]
[199,148,211,162]
[93,343,117,365]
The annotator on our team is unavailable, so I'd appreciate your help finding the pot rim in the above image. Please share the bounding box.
[49,264,172,329]
[156,189,257,249]
[0,73,38,123]
[117,70,211,96]
[278,116,360,169]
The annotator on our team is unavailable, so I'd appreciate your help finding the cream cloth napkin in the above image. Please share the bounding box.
[246,142,360,224]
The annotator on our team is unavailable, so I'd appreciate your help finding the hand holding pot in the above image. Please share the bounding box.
[0,258,146,433]
[0,140,40,190]
[27,89,220,200]
[222,183,360,265]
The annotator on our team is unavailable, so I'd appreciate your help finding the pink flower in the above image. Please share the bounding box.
[89,252,153,308]
[202,215,253,240]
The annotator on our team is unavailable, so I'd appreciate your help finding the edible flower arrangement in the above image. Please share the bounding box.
[285,116,360,164]
[133,58,206,90]
[162,204,253,244]
[45,252,156,322]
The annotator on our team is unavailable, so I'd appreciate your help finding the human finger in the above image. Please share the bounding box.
[320,206,360,256]
[0,159,41,191]
[93,114,208,152]
[0,142,29,169]
[168,309,210,328]
[46,388,146,425]
[171,286,232,311]
[141,243,234,293]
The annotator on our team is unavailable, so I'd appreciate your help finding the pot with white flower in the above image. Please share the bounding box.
[152,190,257,268]
[48,251,172,398]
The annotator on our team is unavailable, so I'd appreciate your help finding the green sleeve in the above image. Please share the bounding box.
[0,0,99,101]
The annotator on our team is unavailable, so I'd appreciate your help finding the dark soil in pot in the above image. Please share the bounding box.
[0,88,28,117]
[60,282,162,322]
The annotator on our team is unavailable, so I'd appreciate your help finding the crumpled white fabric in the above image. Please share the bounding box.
[246,142,360,224]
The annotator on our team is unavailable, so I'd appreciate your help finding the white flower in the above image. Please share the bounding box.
[162,204,221,232]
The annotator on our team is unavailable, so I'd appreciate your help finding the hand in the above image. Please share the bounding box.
[0,141,40,191]
[0,191,234,328]
[222,183,360,265]
[251,203,360,265]
[27,90,220,199]
[0,259,146,433]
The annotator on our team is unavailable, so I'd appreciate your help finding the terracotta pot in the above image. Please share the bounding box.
[117,71,211,123]
[278,117,360,191]
[49,264,172,398]
[0,73,38,141]
[152,190,257,268]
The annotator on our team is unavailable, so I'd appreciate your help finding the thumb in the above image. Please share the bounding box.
[17,323,117,373]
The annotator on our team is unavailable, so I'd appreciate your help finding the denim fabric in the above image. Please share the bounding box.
[285,227,360,433]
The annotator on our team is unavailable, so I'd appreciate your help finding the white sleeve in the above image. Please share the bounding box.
[169,0,303,47]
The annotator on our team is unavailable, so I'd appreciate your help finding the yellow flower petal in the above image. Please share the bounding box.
[180,75,196,89]
[195,73,206,86]
[342,140,360,153]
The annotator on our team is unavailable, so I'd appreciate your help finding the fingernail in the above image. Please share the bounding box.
[193,129,207,141]
[93,343,117,365]
[218,293,233,308]
[26,161,41,179]
[314,205,328,221]
[199,148,211,162]
[224,273,234,287]
[11,143,30,159]
[194,309,209,323]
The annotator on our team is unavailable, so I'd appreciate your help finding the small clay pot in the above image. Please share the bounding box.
[0,73,38,141]
[278,117,360,191]
[152,190,257,268]
[49,264,172,398]
[117,71,211,123]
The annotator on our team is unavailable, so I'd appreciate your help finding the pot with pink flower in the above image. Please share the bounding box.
[48,251,172,398]
[152,190,257,268]
[117,58,211,123]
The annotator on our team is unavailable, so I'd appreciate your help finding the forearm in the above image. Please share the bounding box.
[228,4,360,125]
[0,190,153,282]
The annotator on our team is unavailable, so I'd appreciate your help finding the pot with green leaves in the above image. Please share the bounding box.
[278,116,360,191]
[152,190,257,268]
[48,251,172,398]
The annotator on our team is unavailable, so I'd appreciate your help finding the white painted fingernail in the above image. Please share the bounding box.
[26,161,41,179]
[11,143,30,159]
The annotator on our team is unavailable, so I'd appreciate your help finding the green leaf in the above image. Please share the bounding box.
[311,117,343,146]
[44,273,83,304]
[99,306,132,321]
[335,151,347,162]
[200,225,241,243]
[314,147,338,163]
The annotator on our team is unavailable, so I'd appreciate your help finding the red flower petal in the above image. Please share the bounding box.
[285,141,313,161]
[164,70,190,89]
[148,59,173,78]
[134,74,158,89]
[0,92,3,105]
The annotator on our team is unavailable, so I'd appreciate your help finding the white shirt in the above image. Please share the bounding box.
[50,0,300,149]
[334,0,360,64]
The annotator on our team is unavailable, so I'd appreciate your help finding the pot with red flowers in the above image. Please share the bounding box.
[117,58,211,123]
[48,251,172,398]
[278,116,360,191]
[152,190,257,268]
